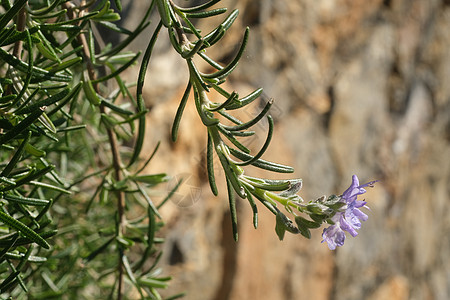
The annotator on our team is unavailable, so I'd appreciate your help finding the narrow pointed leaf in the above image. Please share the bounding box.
[91,52,140,84]
[15,88,70,114]
[208,91,238,112]
[0,0,27,29]
[244,187,258,229]
[0,107,46,146]
[84,236,115,262]
[3,194,50,206]
[0,211,50,249]
[217,125,250,154]
[128,21,162,167]
[186,8,227,18]
[229,148,294,173]
[0,48,71,82]
[206,130,218,196]
[222,98,273,131]
[203,27,249,79]
[225,88,263,110]
[226,179,238,241]
[0,131,30,177]
[156,0,173,27]
[237,115,274,166]
[171,82,191,142]
[177,0,221,12]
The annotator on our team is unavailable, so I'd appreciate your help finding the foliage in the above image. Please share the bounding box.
[0,0,377,299]
[0,0,179,299]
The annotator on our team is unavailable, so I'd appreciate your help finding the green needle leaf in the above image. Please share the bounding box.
[156,0,173,27]
[171,82,191,142]
[0,107,46,146]
[203,27,249,80]
[244,186,258,229]
[0,211,50,249]
[0,0,27,29]
[275,213,287,241]
[225,88,263,110]
[131,173,169,185]
[91,52,141,84]
[217,125,250,154]
[177,0,222,12]
[83,236,115,262]
[114,0,123,11]
[28,0,62,16]
[128,21,162,168]
[216,144,245,198]
[208,91,238,112]
[222,98,273,131]
[207,130,218,196]
[236,115,274,166]
[15,88,70,114]
[186,8,227,18]
[226,178,238,242]
[0,131,31,177]
[3,194,50,206]
[202,9,239,47]
[0,48,71,82]
[229,148,294,173]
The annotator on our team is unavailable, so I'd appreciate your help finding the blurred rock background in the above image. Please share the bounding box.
[114,0,450,299]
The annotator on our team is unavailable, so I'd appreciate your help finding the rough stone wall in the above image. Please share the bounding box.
[119,0,450,299]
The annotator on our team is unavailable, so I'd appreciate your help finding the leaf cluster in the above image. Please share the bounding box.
[154,0,323,243]
[153,0,353,245]
[1,1,180,299]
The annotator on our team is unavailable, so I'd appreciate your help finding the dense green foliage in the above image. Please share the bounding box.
[0,1,178,298]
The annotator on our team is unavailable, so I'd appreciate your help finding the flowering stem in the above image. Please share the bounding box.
[265,191,302,211]
[155,1,379,248]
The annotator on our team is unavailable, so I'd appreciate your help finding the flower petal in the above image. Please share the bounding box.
[342,175,360,200]
[340,214,359,237]
[352,207,368,222]
[353,200,367,208]
[335,229,346,247]
[322,224,342,250]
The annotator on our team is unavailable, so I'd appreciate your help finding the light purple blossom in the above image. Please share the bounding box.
[322,175,377,250]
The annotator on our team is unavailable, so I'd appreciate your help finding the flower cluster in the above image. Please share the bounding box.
[322,175,378,250]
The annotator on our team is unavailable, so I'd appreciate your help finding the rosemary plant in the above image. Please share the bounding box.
[0,0,377,299]
[155,0,377,245]
[0,1,181,299]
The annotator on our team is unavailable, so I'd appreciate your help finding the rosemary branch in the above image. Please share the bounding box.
[63,2,126,298]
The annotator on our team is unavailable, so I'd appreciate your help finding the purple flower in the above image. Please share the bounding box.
[322,175,377,250]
